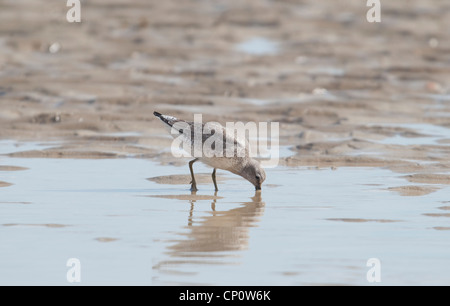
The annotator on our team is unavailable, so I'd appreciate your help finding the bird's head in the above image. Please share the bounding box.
[240,159,266,190]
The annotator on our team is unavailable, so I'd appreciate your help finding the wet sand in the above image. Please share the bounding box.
[1,0,449,178]
[0,181,12,188]
[1,0,450,285]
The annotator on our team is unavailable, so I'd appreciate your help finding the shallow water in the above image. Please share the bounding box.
[376,123,450,146]
[1,142,450,285]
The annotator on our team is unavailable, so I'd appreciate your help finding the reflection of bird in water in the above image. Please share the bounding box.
[175,191,265,253]
[152,191,265,279]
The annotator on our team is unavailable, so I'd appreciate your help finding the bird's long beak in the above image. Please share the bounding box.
[255,184,261,191]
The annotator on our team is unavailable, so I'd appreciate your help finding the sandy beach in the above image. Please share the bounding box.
[2,1,450,176]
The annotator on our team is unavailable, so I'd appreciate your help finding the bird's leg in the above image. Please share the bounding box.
[212,168,218,191]
[189,158,198,191]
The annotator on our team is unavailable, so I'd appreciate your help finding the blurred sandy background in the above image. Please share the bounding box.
[1,0,450,190]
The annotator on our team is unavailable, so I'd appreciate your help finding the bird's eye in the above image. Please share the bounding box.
[255,175,260,180]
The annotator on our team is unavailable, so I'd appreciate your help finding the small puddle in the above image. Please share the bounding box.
[373,123,450,146]
[235,37,280,56]
[0,140,61,155]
